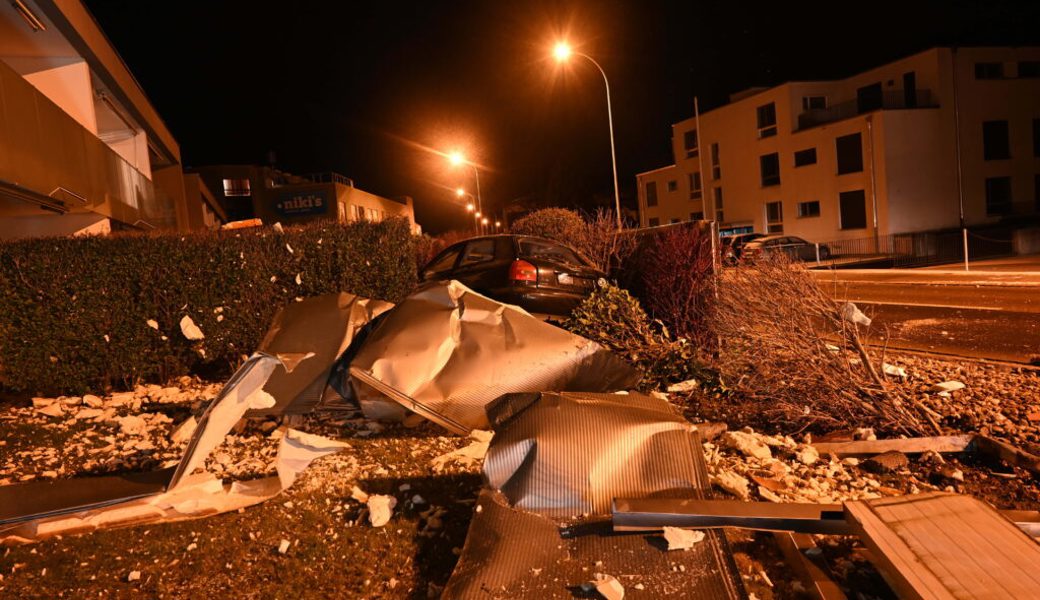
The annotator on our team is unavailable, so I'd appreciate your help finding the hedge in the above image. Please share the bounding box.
[0,218,417,395]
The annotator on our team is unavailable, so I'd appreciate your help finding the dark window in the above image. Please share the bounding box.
[839,190,868,229]
[765,201,783,233]
[425,247,461,276]
[710,143,721,179]
[690,211,704,221]
[459,239,496,266]
[985,176,1013,216]
[757,102,777,138]
[648,217,660,227]
[983,120,1010,160]
[798,201,821,217]
[689,172,702,199]
[667,180,677,192]
[975,62,1004,79]
[760,153,781,186]
[856,83,883,113]
[1020,61,1040,78]
[794,148,817,167]
[684,129,698,157]
[1033,119,1040,157]
[903,72,917,108]
[836,133,864,174]
[645,181,658,207]
[1036,174,1040,212]
[671,218,680,224]
[802,96,826,110]
[714,187,723,211]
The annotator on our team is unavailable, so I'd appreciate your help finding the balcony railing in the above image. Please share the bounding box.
[0,58,176,229]
[797,90,936,131]
[301,172,354,187]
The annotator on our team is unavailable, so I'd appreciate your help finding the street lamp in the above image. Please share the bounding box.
[553,41,622,231]
[447,151,483,222]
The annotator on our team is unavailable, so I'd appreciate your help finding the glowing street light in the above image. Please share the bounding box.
[481,217,489,226]
[448,151,465,166]
[455,187,465,197]
[494,220,501,228]
[466,202,475,212]
[447,151,483,225]
[552,41,622,231]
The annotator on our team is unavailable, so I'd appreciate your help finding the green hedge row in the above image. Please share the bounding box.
[0,218,417,395]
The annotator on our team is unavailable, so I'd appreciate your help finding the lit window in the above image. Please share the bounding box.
[222,178,251,197]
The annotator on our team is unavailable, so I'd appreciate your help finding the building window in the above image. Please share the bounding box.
[798,200,821,218]
[690,211,704,221]
[1020,61,1040,78]
[983,120,1011,160]
[1035,174,1040,212]
[760,153,780,186]
[794,148,817,167]
[839,190,868,230]
[757,103,777,138]
[353,205,366,221]
[856,83,883,113]
[688,172,702,199]
[645,181,658,207]
[648,217,660,227]
[1034,119,1040,157]
[222,178,251,197]
[801,96,826,110]
[714,187,724,223]
[667,180,678,192]
[903,71,918,108]
[836,133,864,174]
[765,201,783,233]
[975,62,1004,79]
[710,143,721,179]
[985,176,1013,216]
[684,129,699,158]
[671,218,681,224]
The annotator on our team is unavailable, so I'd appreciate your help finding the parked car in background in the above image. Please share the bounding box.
[740,235,831,263]
[720,233,765,265]
[420,234,605,316]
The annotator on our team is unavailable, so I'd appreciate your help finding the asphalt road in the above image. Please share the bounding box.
[812,270,1040,363]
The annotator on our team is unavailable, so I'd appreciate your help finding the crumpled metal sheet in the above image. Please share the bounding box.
[349,281,642,434]
[249,293,394,416]
[444,391,745,599]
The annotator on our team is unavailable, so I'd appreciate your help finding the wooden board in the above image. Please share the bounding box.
[812,435,974,457]
[844,493,1040,599]
[772,532,847,600]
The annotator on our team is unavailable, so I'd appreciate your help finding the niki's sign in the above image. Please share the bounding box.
[274,189,330,217]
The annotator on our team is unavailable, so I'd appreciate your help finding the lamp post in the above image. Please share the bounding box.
[449,151,483,227]
[457,187,480,234]
[553,42,622,231]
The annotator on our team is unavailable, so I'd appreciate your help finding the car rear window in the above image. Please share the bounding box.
[518,239,585,266]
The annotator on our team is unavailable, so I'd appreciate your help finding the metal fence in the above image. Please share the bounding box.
[818,226,1017,268]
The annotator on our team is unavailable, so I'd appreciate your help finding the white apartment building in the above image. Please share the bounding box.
[637,47,1040,244]
[0,0,225,239]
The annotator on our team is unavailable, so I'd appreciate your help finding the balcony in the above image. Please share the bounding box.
[797,90,937,131]
[0,58,175,229]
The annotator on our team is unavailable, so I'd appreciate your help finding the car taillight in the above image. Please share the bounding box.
[509,259,537,282]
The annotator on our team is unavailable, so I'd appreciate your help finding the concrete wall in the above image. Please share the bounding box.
[4,56,97,134]
[0,211,109,240]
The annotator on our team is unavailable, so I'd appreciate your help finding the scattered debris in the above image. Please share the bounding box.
[179,316,205,341]
[586,573,625,600]
[666,378,699,393]
[720,431,772,460]
[662,526,706,550]
[840,301,871,327]
[277,539,290,554]
[366,495,397,527]
[430,430,493,472]
[127,570,141,582]
[929,380,965,393]
[861,451,909,474]
[882,363,907,378]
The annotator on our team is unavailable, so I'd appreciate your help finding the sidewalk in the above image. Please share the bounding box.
[811,267,1040,287]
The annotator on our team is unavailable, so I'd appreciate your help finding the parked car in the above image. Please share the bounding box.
[420,234,605,316]
[720,233,765,265]
[740,235,831,262]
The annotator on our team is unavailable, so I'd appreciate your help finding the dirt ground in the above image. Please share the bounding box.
[1,352,1038,599]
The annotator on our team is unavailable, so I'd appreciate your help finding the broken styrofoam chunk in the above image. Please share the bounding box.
[295,273,302,285]
[127,571,141,582]
[351,485,369,503]
[930,381,965,393]
[146,319,159,330]
[117,415,147,435]
[825,343,840,352]
[840,302,871,327]
[431,436,492,472]
[663,526,705,551]
[883,363,907,378]
[411,494,426,505]
[179,315,205,341]
[711,470,750,500]
[796,445,820,465]
[720,431,772,460]
[170,417,197,444]
[666,379,699,393]
[588,573,625,600]
[272,222,284,233]
[367,495,397,527]
[286,243,294,254]
[36,403,64,418]
[469,430,494,444]
[277,539,290,554]
[82,394,103,408]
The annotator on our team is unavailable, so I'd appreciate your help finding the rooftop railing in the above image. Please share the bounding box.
[797,90,937,131]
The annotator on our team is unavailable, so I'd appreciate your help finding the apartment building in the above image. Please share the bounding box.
[193,165,420,234]
[0,0,225,240]
[637,47,1040,244]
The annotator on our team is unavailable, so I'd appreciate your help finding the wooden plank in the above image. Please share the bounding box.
[971,435,1040,476]
[772,532,847,600]
[845,493,1040,600]
[812,435,974,457]
[612,498,850,535]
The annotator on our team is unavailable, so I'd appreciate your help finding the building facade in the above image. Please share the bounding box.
[0,0,225,240]
[637,47,1040,243]
[193,165,420,234]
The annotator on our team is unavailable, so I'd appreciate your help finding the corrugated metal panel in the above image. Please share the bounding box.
[444,392,746,599]
[349,281,642,434]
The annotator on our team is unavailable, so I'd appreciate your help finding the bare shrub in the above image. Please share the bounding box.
[713,255,937,435]
[570,209,637,275]
[640,223,715,346]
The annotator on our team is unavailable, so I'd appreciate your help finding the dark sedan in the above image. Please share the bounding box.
[420,235,605,316]
[741,234,831,262]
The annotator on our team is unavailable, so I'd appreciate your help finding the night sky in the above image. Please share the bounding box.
[84,0,1040,233]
